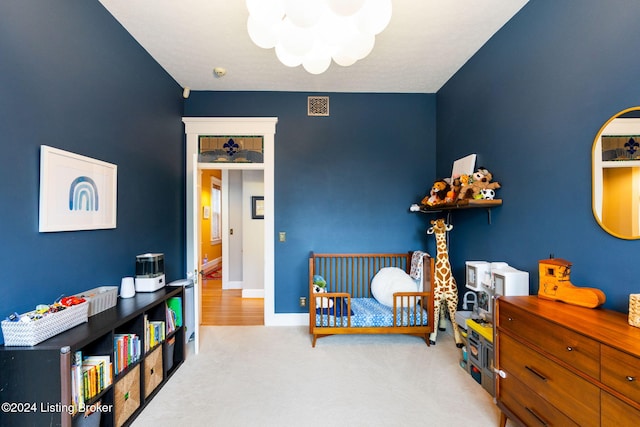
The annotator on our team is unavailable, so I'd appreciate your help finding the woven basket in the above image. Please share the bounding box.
[629,294,640,328]
[74,286,118,317]
[144,345,163,398]
[1,302,89,346]
[115,365,140,427]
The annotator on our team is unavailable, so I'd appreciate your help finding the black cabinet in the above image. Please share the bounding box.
[0,287,185,427]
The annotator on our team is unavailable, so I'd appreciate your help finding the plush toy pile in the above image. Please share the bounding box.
[417,167,501,208]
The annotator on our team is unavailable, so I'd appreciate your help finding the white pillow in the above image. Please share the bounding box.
[371,267,419,307]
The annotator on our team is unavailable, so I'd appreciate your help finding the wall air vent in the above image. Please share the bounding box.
[308,96,329,116]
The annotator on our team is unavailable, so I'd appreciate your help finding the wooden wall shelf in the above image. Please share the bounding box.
[414,199,502,223]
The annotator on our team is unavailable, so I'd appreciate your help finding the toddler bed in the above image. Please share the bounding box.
[309,251,435,347]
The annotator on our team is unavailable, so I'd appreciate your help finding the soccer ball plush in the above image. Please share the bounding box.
[480,188,495,200]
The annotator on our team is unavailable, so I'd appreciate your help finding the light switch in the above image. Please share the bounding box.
[279,232,286,242]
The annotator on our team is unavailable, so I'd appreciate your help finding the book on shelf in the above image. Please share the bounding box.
[166,297,183,327]
[166,304,177,334]
[147,320,165,350]
[114,333,140,374]
[71,352,112,413]
[71,351,85,415]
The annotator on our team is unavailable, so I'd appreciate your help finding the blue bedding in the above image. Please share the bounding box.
[315,298,429,327]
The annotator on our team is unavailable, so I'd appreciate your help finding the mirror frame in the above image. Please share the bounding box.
[592,106,640,240]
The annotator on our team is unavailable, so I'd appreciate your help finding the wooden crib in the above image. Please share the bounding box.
[308,252,435,347]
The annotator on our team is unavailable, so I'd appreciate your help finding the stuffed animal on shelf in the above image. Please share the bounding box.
[447,176,464,202]
[458,167,501,200]
[454,174,472,200]
[480,188,495,200]
[421,179,451,206]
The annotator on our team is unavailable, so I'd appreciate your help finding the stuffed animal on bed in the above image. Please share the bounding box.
[313,275,333,309]
[313,275,326,289]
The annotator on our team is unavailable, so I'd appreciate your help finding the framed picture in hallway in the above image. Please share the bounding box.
[39,145,117,232]
[251,196,264,219]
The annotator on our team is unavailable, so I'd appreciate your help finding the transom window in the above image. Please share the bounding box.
[199,135,264,163]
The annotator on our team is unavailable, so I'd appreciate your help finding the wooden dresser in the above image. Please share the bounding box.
[496,296,640,427]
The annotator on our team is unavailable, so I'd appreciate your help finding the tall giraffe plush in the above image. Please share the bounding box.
[427,218,464,347]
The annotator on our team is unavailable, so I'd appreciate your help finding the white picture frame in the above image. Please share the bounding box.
[39,145,117,232]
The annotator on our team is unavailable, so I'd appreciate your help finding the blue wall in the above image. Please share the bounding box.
[437,0,640,312]
[4,0,638,342]
[0,0,185,342]
[185,92,436,312]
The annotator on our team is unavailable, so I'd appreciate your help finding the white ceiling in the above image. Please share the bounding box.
[98,0,528,94]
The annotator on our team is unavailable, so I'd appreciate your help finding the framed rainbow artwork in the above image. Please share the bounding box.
[39,145,117,232]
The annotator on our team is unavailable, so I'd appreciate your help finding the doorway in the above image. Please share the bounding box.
[183,117,277,354]
[200,168,264,326]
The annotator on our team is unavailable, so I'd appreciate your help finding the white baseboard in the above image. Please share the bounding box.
[242,289,264,298]
[224,280,242,290]
[265,313,307,326]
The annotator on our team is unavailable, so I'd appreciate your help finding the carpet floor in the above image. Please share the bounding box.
[132,326,502,427]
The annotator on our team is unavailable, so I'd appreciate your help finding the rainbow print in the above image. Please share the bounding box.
[69,176,99,211]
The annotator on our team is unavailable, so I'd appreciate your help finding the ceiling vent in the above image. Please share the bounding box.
[308,96,329,116]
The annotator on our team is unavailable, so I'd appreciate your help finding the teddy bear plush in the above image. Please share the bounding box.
[458,167,500,200]
[421,179,451,206]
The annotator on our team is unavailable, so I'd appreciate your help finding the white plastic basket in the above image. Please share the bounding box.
[74,286,118,317]
[1,302,89,346]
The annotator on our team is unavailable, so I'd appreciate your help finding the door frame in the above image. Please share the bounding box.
[183,117,277,354]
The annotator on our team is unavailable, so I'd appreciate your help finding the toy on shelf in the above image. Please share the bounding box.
[415,166,502,212]
[458,167,501,200]
[421,179,451,207]
[537,258,605,308]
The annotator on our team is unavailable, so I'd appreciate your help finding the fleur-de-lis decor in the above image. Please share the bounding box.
[223,138,239,156]
[625,137,639,156]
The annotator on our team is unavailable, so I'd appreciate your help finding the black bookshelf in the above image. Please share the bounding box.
[0,286,185,427]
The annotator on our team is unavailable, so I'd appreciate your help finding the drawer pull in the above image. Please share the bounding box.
[525,365,548,382]
[627,376,636,382]
[566,346,573,352]
[526,407,549,427]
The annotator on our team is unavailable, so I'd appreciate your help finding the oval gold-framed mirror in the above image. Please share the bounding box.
[592,106,640,239]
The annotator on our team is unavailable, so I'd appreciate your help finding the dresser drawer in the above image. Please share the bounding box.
[499,372,580,427]
[602,391,640,427]
[499,333,599,426]
[601,345,640,405]
[498,301,600,378]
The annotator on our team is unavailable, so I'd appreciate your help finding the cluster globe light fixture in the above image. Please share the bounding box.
[246,0,392,74]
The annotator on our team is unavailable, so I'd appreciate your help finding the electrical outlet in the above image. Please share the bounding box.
[279,231,286,242]
[299,296,306,307]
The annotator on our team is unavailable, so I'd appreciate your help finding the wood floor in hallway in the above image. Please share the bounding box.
[201,274,264,326]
